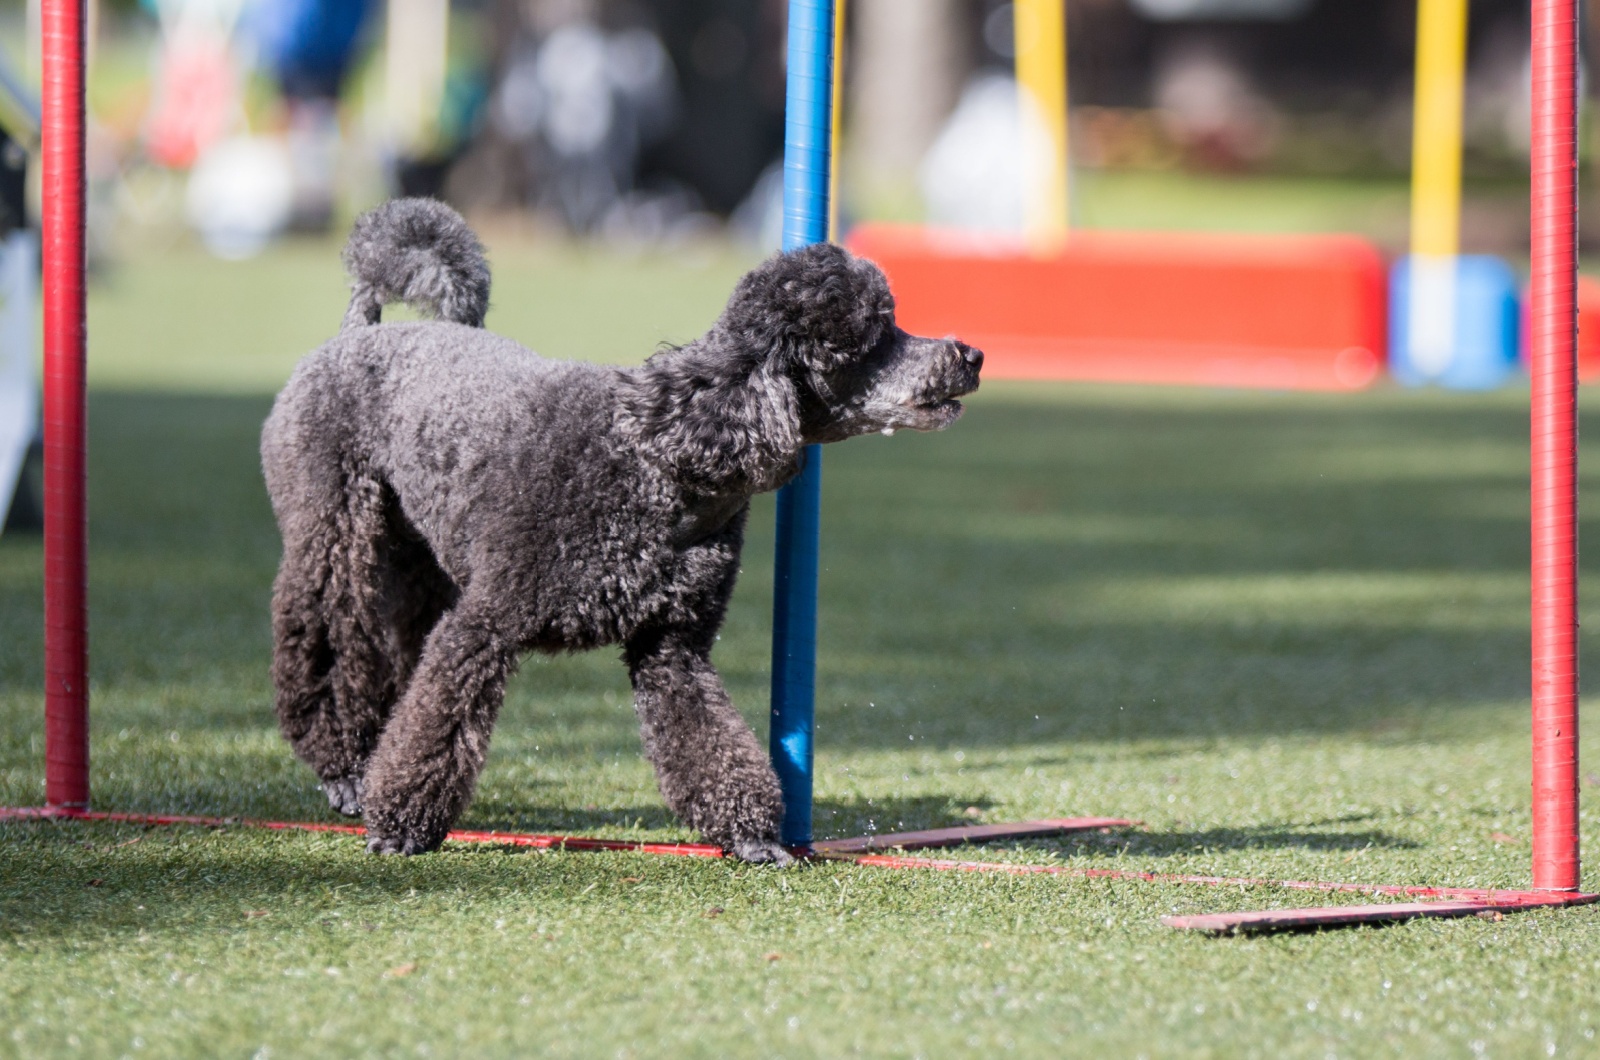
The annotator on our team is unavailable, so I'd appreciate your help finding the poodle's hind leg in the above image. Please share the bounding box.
[625,629,789,865]
[271,470,450,817]
[359,597,518,854]
[271,521,366,814]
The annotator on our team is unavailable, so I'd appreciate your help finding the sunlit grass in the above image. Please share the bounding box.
[4,238,1600,1055]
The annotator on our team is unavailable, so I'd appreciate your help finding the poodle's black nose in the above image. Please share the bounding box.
[958,342,983,369]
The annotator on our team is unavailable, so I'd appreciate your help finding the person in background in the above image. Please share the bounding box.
[240,0,373,231]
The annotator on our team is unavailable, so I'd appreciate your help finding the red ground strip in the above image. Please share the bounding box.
[4,806,1594,933]
[0,806,727,858]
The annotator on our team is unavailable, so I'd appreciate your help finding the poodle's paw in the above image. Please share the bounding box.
[362,805,449,855]
[364,832,435,856]
[728,838,796,867]
[321,776,364,817]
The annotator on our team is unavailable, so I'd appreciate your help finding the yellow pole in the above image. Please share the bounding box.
[1408,0,1468,372]
[829,0,847,241]
[1411,0,1467,259]
[1014,0,1069,252]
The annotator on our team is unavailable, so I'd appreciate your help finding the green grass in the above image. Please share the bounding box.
[6,238,1600,1056]
[1074,170,1415,241]
[85,236,755,394]
[863,167,1544,256]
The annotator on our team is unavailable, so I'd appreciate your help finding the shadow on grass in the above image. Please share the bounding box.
[3,388,1597,754]
[0,807,1418,946]
[0,819,578,942]
[805,799,1418,855]
[468,794,1010,839]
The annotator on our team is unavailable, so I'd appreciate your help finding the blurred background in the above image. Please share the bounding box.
[0,0,1564,265]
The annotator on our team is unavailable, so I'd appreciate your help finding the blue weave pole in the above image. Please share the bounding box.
[771,0,834,849]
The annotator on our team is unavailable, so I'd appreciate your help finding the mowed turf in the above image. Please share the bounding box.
[4,240,1600,1056]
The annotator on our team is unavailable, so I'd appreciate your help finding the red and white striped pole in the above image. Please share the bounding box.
[1529,0,1580,891]
[41,0,88,810]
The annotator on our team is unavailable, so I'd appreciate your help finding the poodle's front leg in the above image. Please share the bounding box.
[626,630,790,865]
[360,601,516,854]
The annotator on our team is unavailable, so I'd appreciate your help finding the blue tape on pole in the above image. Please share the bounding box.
[782,0,833,252]
[771,449,821,847]
[771,0,834,848]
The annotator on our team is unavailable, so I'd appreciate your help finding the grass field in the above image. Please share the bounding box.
[5,229,1600,1056]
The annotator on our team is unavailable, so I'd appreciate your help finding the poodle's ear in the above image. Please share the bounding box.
[620,353,804,495]
[718,244,895,378]
[619,245,894,494]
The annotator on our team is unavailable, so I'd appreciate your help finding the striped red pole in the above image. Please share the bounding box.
[41,0,89,809]
[1529,0,1579,891]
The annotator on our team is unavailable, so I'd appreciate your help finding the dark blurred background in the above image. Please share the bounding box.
[0,0,1571,257]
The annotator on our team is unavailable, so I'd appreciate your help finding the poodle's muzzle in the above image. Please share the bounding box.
[842,332,983,437]
[907,337,984,430]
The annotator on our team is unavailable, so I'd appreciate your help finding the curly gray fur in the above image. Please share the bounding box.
[342,198,491,330]
[262,198,983,862]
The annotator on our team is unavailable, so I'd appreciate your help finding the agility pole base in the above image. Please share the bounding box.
[5,806,1591,936]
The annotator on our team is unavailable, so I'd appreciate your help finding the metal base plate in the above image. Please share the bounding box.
[812,817,1136,854]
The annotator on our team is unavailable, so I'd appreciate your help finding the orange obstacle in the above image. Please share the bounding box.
[1576,276,1600,382]
[846,224,1388,391]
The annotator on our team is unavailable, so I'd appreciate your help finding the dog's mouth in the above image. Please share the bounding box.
[907,396,966,430]
[907,377,978,429]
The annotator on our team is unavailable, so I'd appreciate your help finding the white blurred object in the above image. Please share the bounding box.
[921,74,1054,236]
[854,0,968,191]
[0,233,37,529]
[607,27,675,134]
[537,23,614,156]
[493,49,545,141]
[489,17,677,231]
[385,0,449,156]
[525,23,675,157]
[1130,0,1311,19]
[185,136,294,259]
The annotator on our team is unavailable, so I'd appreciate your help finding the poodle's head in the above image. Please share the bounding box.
[718,243,983,443]
[623,244,982,495]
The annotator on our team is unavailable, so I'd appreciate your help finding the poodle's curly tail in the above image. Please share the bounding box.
[341,198,491,331]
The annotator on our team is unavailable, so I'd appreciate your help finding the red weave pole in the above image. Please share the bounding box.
[1530,0,1580,891]
[41,0,89,809]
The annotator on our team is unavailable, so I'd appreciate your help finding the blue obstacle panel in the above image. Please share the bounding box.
[1389,255,1522,389]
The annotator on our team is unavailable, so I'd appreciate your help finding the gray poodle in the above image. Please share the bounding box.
[261,199,982,863]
